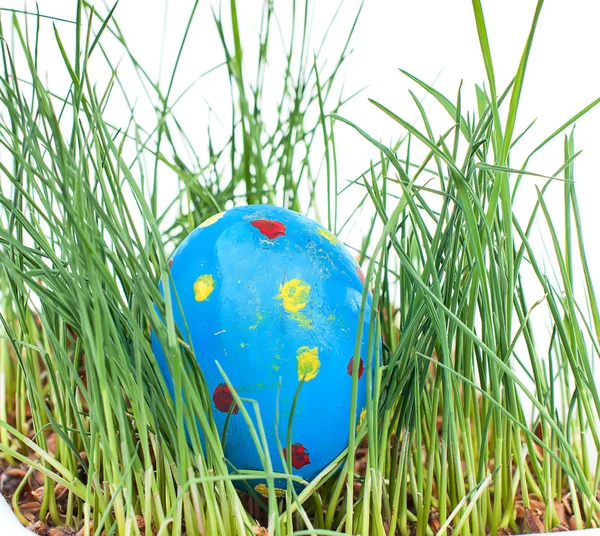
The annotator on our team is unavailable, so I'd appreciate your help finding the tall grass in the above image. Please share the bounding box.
[1,1,599,535]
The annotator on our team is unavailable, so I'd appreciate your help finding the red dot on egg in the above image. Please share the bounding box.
[347,357,365,379]
[251,219,286,240]
[212,383,239,414]
[283,443,311,469]
[356,266,366,285]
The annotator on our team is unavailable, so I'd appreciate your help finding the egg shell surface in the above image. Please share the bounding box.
[151,205,375,495]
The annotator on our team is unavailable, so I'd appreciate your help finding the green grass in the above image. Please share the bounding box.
[1,1,599,535]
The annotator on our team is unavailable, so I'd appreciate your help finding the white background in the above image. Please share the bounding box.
[1,0,600,530]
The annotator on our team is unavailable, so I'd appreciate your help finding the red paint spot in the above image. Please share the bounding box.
[356,266,365,285]
[283,443,311,469]
[212,383,238,414]
[168,258,173,268]
[347,357,365,379]
[251,219,286,240]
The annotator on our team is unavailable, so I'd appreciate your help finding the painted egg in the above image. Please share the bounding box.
[151,205,375,496]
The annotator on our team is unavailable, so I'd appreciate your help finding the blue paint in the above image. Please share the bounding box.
[151,205,376,495]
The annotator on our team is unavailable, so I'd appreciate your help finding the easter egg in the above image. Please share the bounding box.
[151,205,375,496]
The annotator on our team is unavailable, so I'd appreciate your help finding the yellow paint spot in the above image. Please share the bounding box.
[317,227,338,245]
[290,311,312,329]
[254,484,285,498]
[296,346,320,381]
[194,274,215,301]
[249,311,264,330]
[199,211,225,228]
[240,343,246,348]
[277,279,310,313]
[357,407,367,433]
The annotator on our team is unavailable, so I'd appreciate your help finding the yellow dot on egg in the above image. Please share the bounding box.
[194,274,215,301]
[290,311,312,329]
[199,211,225,228]
[357,407,367,433]
[254,484,286,498]
[296,346,320,381]
[317,227,338,245]
[277,278,310,313]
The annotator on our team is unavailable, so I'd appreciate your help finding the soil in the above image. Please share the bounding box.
[0,433,591,534]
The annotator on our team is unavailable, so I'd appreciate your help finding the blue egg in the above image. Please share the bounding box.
[151,205,375,496]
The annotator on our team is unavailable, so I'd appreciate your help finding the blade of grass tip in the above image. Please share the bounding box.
[501,0,544,160]
[86,1,120,57]
[466,78,514,174]
[527,94,600,159]
[475,162,571,183]
[407,90,450,190]
[0,8,76,25]
[399,69,471,140]
[451,81,463,160]
[331,113,419,199]
[366,99,464,180]
[509,117,537,150]
[314,55,332,230]
[470,0,503,147]
[568,164,600,344]
[10,466,34,526]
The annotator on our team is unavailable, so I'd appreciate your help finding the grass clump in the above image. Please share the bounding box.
[1,1,599,535]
